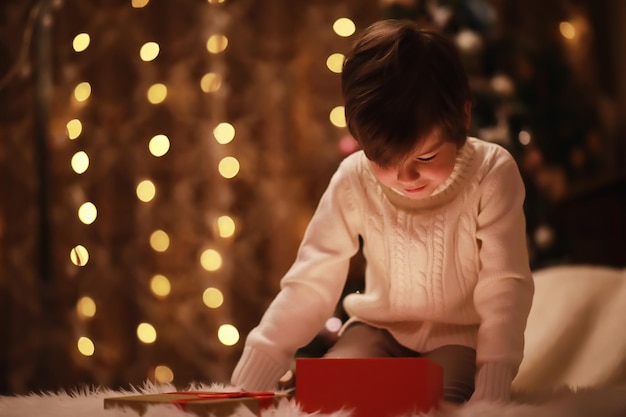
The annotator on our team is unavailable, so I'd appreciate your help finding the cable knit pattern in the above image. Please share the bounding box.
[231,138,534,403]
[431,212,445,316]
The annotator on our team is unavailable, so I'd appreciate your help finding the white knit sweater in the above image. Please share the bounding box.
[231,138,534,402]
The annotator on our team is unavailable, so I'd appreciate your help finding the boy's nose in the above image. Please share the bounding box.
[397,163,420,183]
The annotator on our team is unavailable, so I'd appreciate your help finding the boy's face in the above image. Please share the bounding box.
[369,130,458,200]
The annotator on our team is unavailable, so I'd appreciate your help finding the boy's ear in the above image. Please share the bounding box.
[464,101,472,129]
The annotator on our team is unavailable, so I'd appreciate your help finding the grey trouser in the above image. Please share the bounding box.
[324,322,476,404]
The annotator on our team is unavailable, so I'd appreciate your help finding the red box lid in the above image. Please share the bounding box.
[295,357,443,417]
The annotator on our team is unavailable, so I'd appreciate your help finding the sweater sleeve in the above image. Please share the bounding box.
[231,158,362,391]
[472,155,534,402]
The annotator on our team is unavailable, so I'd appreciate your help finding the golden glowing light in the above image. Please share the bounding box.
[333,18,356,37]
[206,34,228,54]
[559,21,576,40]
[213,122,235,144]
[150,274,171,298]
[71,151,89,174]
[200,248,222,271]
[326,53,345,73]
[76,296,96,318]
[74,82,92,102]
[77,336,95,356]
[78,202,97,225]
[137,322,157,344]
[202,287,224,308]
[154,365,174,383]
[149,134,170,157]
[72,33,90,52]
[218,156,240,179]
[136,180,156,202]
[217,215,235,238]
[208,0,225,3]
[329,106,346,127]
[132,0,150,8]
[218,324,239,346]
[200,72,222,93]
[70,245,89,266]
[66,119,82,139]
[140,42,160,61]
[147,83,167,104]
[150,230,170,252]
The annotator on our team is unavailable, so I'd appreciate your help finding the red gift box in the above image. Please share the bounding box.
[295,358,443,417]
[104,391,280,416]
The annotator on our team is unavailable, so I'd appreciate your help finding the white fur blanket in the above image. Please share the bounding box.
[2,265,626,417]
[1,382,626,417]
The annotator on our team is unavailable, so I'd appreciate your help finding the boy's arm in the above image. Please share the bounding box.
[231,161,362,391]
[472,156,534,402]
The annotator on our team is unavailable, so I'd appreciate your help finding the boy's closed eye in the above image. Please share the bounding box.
[416,154,437,162]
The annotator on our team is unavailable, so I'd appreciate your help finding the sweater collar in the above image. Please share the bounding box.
[363,138,478,211]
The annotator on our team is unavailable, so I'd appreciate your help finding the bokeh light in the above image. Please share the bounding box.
[325,316,343,332]
[77,337,95,356]
[218,156,240,179]
[147,83,167,104]
[132,0,150,8]
[137,322,157,344]
[150,230,170,252]
[150,274,171,298]
[71,151,89,174]
[329,106,346,128]
[66,119,82,140]
[200,72,222,93]
[140,42,160,61]
[200,248,222,271]
[332,18,356,37]
[559,21,576,40]
[217,324,239,346]
[136,179,156,202]
[213,122,235,144]
[202,287,224,308]
[149,134,170,157]
[326,53,345,73]
[206,34,228,54]
[519,130,532,146]
[78,202,97,225]
[72,33,90,52]
[280,370,294,383]
[70,245,89,266]
[76,296,97,319]
[216,215,235,238]
[74,82,92,102]
[154,365,174,383]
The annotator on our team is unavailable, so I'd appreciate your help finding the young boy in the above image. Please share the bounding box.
[231,19,534,404]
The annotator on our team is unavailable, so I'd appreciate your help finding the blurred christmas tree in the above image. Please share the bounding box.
[381,0,625,268]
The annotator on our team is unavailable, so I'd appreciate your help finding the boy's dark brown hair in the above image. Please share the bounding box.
[342,19,471,167]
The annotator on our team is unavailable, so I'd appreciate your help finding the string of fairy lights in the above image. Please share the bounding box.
[62,0,361,385]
